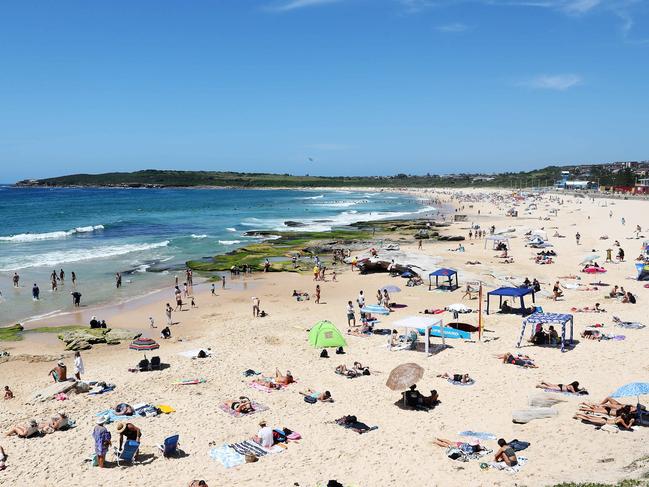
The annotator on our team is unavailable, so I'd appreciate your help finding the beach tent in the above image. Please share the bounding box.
[486,286,535,315]
[308,320,347,349]
[484,236,509,250]
[391,315,449,355]
[517,312,574,352]
[428,268,459,291]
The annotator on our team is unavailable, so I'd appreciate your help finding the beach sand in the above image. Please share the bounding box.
[1,189,648,487]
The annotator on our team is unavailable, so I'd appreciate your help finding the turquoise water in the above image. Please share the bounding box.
[0,186,433,325]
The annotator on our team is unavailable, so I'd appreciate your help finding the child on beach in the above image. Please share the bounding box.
[4,386,13,400]
[191,297,197,308]
[211,283,215,295]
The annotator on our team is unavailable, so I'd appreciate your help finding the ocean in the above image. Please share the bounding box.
[0,186,434,325]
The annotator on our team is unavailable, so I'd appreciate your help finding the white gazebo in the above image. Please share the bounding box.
[484,235,509,250]
[391,315,446,355]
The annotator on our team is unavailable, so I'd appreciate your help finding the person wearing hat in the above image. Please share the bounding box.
[48,361,67,383]
[253,419,273,448]
[116,422,141,452]
[92,416,111,468]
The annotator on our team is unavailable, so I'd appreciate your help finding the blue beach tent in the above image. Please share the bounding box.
[486,286,535,315]
[428,268,459,291]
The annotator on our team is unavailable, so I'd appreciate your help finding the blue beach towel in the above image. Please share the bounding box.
[209,445,245,468]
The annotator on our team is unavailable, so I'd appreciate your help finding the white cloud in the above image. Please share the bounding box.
[523,74,583,90]
[436,22,469,32]
[270,0,344,11]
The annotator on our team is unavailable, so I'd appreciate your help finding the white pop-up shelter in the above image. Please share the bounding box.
[391,315,446,355]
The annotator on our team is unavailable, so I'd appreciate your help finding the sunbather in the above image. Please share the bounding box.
[536,381,587,394]
[437,372,472,384]
[579,397,643,416]
[300,389,333,402]
[225,397,255,414]
[335,364,359,378]
[39,411,69,434]
[497,353,538,368]
[0,445,6,470]
[4,420,39,438]
[189,481,209,487]
[274,369,294,385]
[494,438,518,466]
[574,412,635,430]
[433,438,482,452]
[114,403,134,416]
[251,377,282,389]
[48,361,67,382]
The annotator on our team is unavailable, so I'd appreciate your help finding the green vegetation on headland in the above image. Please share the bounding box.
[15,167,567,188]
[0,324,89,342]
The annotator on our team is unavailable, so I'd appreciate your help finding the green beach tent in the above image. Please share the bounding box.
[308,320,347,349]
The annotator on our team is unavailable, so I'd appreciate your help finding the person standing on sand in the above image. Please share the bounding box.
[211,283,215,296]
[222,274,226,289]
[575,232,581,245]
[347,300,356,326]
[32,283,39,300]
[12,272,19,288]
[165,303,173,325]
[315,285,321,304]
[149,316,156,328]
[252,297,260,317]
[92,416,111,468]
[418,239,422,250]
[74,351,84,380]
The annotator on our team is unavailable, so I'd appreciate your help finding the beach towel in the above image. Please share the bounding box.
[249,381,283,393]
[173,378,207,385]
[446,446,493,462]
[218,401,269,418]
[209,444,245,468]
[96,409,134,424]
[156,404,176,414]
[177,349,212,358]
[541,389,588,396]
[448,378,475,386]
[486,456,528,473]
[88,384,115,395]
[458,431,497,441]
[229,440,281,457]
[334,417,378,434]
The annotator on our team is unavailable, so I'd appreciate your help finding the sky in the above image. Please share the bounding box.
[1,0,648,182]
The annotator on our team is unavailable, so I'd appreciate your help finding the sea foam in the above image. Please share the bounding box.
[0,224,104,242]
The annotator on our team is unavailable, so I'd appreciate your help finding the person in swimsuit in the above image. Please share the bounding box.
[574,412,635,430]
[226,397,254,414]
[4,420,39,438]
[495,438,518,466]
[437,372,472,383]
[274,369,294,385]
[536,381,586,394]
[114,403,134,416]
[497,353,538,368]
[299,389,333,402]
[116,422,141,451]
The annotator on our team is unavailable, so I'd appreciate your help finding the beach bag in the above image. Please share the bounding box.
[362,368,371,376]
[447,447,464,460]
[273,429,287,443]
[304,395,317,404]
[320,349,329,358]
[197,350,207,358]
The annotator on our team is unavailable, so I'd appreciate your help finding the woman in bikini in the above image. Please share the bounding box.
[226,397,254,414]
[299,389,333,402]
[536,381,586,394]
[274,369,294,385]
[574,411,635,430]
[496,353,538,368]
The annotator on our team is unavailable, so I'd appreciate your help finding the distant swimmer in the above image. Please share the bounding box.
[32,283,40,300]
[71,271,77,287]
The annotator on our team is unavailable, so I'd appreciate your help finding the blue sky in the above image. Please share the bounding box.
[1,0,648,181]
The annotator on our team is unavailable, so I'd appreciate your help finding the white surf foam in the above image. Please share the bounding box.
[218,240,242,245]
[0,240,170,271]
[191,234,208,239]
[0,224,104,242]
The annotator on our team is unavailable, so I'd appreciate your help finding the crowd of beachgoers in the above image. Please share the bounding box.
[1,187,649,486]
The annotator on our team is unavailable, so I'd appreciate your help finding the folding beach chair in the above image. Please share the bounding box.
[158,435,180,458]
[114,440,140,466]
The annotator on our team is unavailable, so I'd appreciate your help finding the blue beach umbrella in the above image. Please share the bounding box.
[610,382,649,400]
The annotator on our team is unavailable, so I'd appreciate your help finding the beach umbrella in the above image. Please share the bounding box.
[308,320,347,349]
[446,303,471,313]
[360,304,391,315]
[129,337,160,351]
[386,363,424,391]
[610,382,649,402]
[381,285,401,293]
[580,253,601,264]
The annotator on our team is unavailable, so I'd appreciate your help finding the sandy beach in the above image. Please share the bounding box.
[1,188,649,487]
